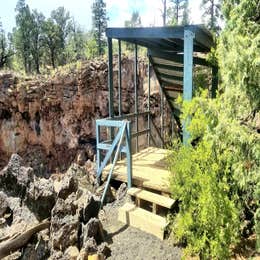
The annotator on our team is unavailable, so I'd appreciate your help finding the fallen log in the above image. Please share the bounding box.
[0,220,50,259]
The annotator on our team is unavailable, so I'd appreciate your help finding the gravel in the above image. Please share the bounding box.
[99,198,182,260]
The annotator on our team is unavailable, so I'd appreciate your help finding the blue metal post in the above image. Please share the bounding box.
[96,123,101,181]
[148,59,151,147]
[183,30,194,145]
[134,44,139,153]
[126,121,132,188]
[160,87,163,148]
[118,40,122,116]
[211,66,218,98]
[108,37,114,118]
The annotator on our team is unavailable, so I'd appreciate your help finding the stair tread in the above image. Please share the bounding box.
[118,203,167,239]
[127,187,175,209]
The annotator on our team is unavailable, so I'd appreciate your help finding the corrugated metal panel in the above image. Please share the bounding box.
[155,67,183,77]
[152,57,183,68]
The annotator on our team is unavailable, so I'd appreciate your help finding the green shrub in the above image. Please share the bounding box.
[168,96,240,259]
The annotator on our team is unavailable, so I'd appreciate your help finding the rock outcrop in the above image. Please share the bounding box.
[0,57,171,175]
[0,154,112,259]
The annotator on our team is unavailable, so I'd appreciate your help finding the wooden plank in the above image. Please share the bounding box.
[118,203,167,240]
[127,187,175,209]
[102,147,171,193]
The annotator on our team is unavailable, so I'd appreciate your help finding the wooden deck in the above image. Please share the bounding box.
[102,147,171,194]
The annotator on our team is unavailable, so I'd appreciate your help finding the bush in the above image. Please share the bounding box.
[168,96,240,259]
[168,1,260,257]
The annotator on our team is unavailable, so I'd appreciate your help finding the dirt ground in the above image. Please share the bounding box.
[99,198,182,260]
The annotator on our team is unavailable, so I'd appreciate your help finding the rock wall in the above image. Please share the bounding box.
[0,56,171,175]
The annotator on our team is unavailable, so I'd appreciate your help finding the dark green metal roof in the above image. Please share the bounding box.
[106,25,214,53]
[106,25,214,115]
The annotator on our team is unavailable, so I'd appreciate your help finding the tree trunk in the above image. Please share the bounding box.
[51,48,55,69]
[162,0,167,26]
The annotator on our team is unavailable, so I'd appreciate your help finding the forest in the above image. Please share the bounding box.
[0,0,259,259]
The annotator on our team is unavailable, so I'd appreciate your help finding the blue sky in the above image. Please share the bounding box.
[0,0,204,33]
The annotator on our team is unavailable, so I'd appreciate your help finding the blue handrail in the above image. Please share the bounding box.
[96,119,132,208]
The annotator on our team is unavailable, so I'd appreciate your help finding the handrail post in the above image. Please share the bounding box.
[100,122,127,208]
[96,123,101,183]
[148,59,151,147]
[134,44,139,153]
[126,121,132,188]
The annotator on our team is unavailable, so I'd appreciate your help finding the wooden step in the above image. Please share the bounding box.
[118,203,167,240]
[127,187,175,209]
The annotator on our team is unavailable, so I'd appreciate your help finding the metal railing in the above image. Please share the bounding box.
[96,119,132,207]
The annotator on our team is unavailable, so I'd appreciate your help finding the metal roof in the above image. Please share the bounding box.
[105,25,215,114]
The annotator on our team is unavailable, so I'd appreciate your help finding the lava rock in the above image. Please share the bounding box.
[0,191,8,217]
[20,235,50,260]
[26,177,56,220]
[0,154,33,197]
[57,169,79,200]
[116,183,127,201]
[97,242,111,259]
[83,237,98,254]
[78,193,100,224]
[81,218,104,245]
[64,246,79,260]
[95,182,115,204]
[50,193,79,251]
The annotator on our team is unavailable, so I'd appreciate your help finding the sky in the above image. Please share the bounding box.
[0,0,204,33]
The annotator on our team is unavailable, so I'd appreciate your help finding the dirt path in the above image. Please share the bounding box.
[99,199,181,260]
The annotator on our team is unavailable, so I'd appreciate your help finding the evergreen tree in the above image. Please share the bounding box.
[168,0,260,257]
[42,18,60,69]
[50,7,72,65]
[181,1,190,25]
[92,0,108,56]
[65,19,86,62]
[0,19,13,69]
[30,10,45,73]
[168,0,189,25]
[124,11,142,27]
[201,0,222,33]
[14,0,33,73]
[161,0,167,26]
[42,7,72,68]
[124,11,142,51]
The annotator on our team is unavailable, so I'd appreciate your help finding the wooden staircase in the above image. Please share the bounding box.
[118,187,175,239]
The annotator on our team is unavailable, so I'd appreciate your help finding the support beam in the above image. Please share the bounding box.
[118,40,122,115]
[211,66,218,98]
[134,44,139,152]
[183,30,194,145]
[126,122,132,188]
[160,87,164,148]
[106,26,183,39]
[108,38,114,118]
[148,60,151,147]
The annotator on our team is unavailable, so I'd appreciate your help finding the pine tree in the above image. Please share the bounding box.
[181,1,190,25]
[124,11,142,27]
[0,19,13,68]
[30,9,45,73]
[201,0,222,33]
[162,0,167,26]
[92,0,108,56]
[168,0,188,25]
[14,0,33,73]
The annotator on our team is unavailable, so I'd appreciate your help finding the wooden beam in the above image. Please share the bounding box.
[118,203,167,240]
[127,187,175,209]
